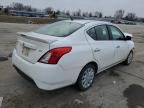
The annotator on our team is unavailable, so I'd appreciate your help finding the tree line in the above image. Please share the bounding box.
[114,9,138,21]
[1,2,144,22]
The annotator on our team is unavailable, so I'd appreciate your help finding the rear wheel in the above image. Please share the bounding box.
[76,64,96,91]
[123,51,133,65]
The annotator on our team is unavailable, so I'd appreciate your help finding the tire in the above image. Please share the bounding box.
[76,64,97,91]
[123,51,134,65]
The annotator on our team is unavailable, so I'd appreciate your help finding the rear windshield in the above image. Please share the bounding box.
[34,21,83,37]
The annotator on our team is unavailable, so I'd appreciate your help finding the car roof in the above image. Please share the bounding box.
[65,20,111,25]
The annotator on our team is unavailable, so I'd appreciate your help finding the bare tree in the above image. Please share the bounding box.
[99,12,103,18]
[114,9,125,19]
[82,12,86,17]
[0,5,3,11]
[66,10,70,16]
[10,2,36,12]
[85,12,89,17]
[24,5,32,11]
[94,11,103,18]
[4,7,9,15]
[72,11,76,16]
[32,8,38,12]
[82,12,89,17]
[55,10,61,15]
[89,12,93,17]
[44,7,54,15]
[11,2,24,10]
[75,9,81,16]
[125,12,137,21]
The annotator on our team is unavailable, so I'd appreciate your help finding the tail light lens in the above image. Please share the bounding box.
[38,47,72,64]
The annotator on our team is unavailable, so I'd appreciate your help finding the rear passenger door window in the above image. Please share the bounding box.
[95,25,109,40]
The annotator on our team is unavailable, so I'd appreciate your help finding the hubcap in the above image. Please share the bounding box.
[81,67,95,88]
[128,52,133,64]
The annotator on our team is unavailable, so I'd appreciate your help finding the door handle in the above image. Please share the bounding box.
[116,45,120,48]
[94,48,101,52]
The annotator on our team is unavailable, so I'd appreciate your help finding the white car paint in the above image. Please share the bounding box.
[12,20,134,90]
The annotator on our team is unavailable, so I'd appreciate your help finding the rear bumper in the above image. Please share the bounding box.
[12,49,75,90]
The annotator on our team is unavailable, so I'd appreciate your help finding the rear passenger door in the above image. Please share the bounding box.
[107,25,129,63]
[86,25,115,71]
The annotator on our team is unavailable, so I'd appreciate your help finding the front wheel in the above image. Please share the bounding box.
[76,64,96,91]
[123,51,134,65]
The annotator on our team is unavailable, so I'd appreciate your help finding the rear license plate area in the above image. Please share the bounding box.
[22,47,30,56]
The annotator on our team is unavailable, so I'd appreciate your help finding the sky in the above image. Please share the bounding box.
[0,0,144,17]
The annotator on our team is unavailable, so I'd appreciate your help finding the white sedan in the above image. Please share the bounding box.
[12,20,134,91]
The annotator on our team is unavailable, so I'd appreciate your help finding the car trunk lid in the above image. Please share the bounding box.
[16,32,63,64]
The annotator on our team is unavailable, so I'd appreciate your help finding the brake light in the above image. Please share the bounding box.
[38,47,72,64]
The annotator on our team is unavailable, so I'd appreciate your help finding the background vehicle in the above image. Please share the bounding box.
[12,20,134,91]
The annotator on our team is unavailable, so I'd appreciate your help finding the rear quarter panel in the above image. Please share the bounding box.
[49,28,94,82]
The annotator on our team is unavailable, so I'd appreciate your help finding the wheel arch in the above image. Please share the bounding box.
[77,61,98,80]
[75,61,98,90]
[85,61,98,72]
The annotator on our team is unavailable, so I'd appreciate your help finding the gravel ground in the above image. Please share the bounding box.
[0,22,144,108]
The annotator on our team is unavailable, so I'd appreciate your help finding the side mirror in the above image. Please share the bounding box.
[125,36,132,41]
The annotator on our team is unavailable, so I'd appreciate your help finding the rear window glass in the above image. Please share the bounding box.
[34,21,83,37]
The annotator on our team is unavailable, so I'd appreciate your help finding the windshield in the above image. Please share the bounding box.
[34,21,83,37]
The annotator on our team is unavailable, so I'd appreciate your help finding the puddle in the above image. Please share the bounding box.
[123,84,144,108]
[109,70,120,77]
[0,57,8,62]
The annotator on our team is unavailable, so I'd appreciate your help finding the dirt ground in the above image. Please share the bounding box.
[0,22,144,108]
[0,15,60,24]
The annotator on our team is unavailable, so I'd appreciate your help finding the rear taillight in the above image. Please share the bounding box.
[38,47,72,64]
